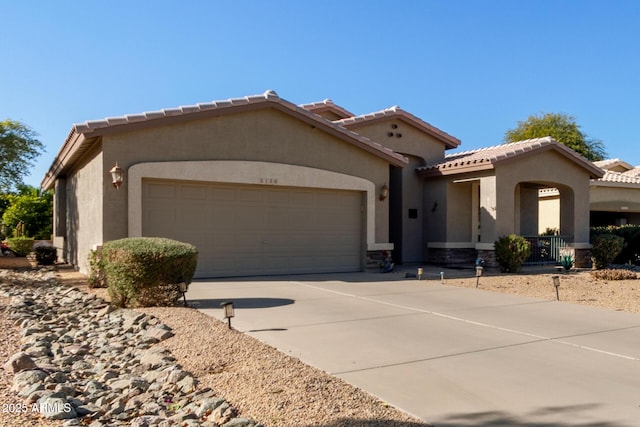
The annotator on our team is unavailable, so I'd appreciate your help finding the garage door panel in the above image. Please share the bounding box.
[143,180,363,278]
[208,187,237,201]
[181,184,207,200]
[147,182,176,198]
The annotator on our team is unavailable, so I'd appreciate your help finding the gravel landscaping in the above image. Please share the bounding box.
[1,262,639,427]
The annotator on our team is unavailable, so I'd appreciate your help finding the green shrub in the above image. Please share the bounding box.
[34,246,57,265]
[103,237,198,308]
[591,225,640,265]
[560,255,574,271]
[591,234,624,270]
[494,234,531,273]
[87,248,107,288]
[7,236,35,257]
[590,268,638,281]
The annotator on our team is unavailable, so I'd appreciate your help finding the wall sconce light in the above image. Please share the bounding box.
[220,301,235,329]
[109,162,125,189]
[379,183,389,201]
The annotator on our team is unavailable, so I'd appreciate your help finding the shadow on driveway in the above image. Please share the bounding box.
[187,297,294,310]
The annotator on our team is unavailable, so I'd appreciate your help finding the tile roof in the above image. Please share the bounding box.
[73,90,283,134]
[592,158,634,171]
[417,137,604,178]
[334,106,461,149]
[622,166,640,177]
[594,170,640,185]
[298,99,354,119]
[42,91,409,189]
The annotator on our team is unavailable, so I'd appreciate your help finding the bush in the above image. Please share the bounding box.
[591,225,640,265]
[590,269,638,281]
[103,237,198,308]
[494,234,531,273]
[591,234,624,270]
[34,246,57,265]
[87,248,107,288]
[7,237,35,257]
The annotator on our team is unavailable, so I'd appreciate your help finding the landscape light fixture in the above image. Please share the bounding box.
[417,267,424,280]
[379,183,389,201]
[221,301,235,329]
[178,282,188,307]
[109,162,124,189]
[475,265,483,288]
[552,275,560,300]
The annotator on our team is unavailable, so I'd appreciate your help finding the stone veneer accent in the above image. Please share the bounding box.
[426,248,478,266]
[574,248,593,269]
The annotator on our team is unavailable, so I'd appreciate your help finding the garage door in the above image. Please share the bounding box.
[142,179,363,278]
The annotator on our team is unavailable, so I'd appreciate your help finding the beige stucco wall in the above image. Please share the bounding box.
[539,193,561,233]
[446,181,473,242]
[99,107,392,247]
[344,120,447,164]
[63,145,104,274]
[590,185,640,212]
[495,150,592,243]
[423,177,448,243]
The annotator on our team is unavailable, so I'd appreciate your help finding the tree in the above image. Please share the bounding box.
[504,113,606,161]
[0,119,44,191]
[2,185,53,239]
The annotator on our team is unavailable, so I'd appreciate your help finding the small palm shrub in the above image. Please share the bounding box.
[495,234,531,273]
[591,234,624,270]
[103,237,198,308]
[590,269,637,280]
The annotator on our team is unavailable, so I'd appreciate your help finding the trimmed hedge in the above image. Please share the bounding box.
[591,225,640,265]
[591,234,624,270]
[7,237,35,257]
[494,234,531,273]
[103,237,198,308]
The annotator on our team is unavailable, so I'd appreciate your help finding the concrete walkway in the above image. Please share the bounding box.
[187,270,640,426]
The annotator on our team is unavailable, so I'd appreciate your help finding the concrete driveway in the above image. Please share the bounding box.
[186,270,640,426]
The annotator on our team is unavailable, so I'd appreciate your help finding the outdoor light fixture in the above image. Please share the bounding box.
[109,162,124,189]
[379,183,389,201]
[552,275,560,301]
[475,265,483,288]
[178,282,188,307]
[220,301,235,329]
[417,267,424,280]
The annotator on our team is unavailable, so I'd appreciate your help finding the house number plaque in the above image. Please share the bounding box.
[259,178,278,184]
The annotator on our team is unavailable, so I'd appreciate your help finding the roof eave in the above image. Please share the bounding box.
[417,163,495,178]
[43,93,409,186]
[489,143,605,179]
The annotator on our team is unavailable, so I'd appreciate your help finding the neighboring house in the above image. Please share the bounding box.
[590,159,640,226]
[539,159,640,230]
[42,91,603,277]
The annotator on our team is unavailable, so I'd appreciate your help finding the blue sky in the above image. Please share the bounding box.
[2,0,639,188]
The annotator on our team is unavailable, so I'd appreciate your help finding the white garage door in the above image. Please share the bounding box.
[142,179,363,278]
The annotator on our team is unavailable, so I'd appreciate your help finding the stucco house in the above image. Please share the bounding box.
[42,91,604,278]
[539,158,640,230]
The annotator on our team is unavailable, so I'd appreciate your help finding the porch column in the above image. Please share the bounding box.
[519,186,539,235]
